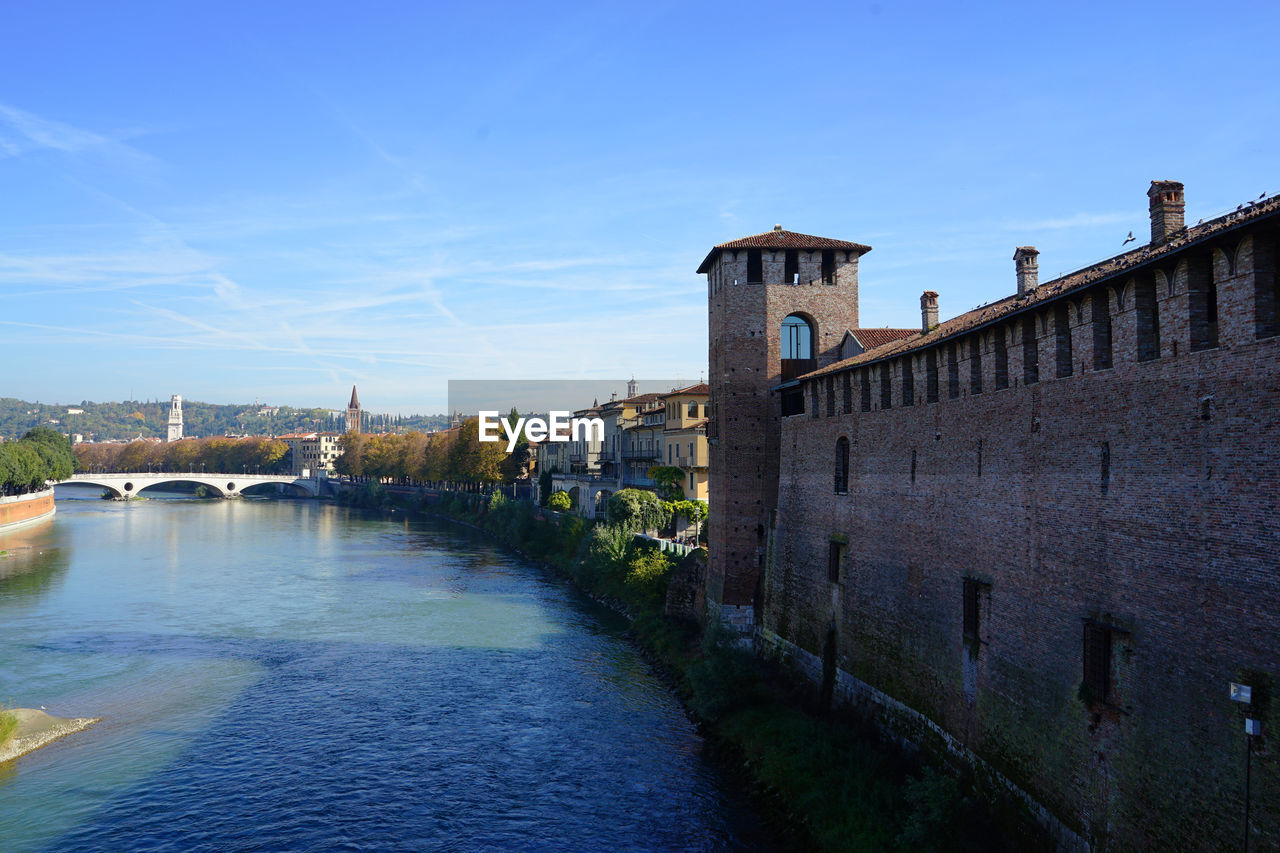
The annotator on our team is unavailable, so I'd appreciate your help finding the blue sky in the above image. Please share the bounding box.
[2,1,1275,414]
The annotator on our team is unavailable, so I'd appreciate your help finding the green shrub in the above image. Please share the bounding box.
[606,488,668,532]
[547,490,571,512]
[0,709,17,745]
[624,545,673,607]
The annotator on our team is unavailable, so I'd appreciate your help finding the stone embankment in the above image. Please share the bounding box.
[0,489,56,532]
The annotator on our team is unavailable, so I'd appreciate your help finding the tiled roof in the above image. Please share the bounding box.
[662,383,709,397]
[697,228,872,273]
[803,195,1280,381]
[851,328,918,349]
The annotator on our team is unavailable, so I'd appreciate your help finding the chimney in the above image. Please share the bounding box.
[921,291,939,333]
[1148,180,1185,246]
[1014,247,1039,297]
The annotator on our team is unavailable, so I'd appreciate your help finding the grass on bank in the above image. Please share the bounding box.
[379,488,1011,852]
[0,709,17,746]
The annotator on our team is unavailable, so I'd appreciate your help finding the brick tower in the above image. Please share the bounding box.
[346,385,362,434]
[699,226,870,630]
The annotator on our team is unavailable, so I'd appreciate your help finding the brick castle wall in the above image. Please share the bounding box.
[762,224,1279,848]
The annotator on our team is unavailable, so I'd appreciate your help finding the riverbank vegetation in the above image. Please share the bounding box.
[417,488,1012,852]
[0,428,74,496]
[73,436,290,475]
[0,708,16,745]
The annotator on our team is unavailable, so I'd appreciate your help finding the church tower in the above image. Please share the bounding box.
[346,386,362,434]
[700,226,870,631]
[166,395,184,442]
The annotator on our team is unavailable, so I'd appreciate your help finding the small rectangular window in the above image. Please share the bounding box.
[879,362,892,409]
[842,373,852,414]
[926,349,939,403]
[1082,621,1112,706]
[860,370,872,412]
[901,358,914,406]
[828,540,845,583]
[826,376,836,417]
[963,578,981,641]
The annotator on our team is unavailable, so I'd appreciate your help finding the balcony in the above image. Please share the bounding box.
[674,455,705,469]
[622,448,658,461]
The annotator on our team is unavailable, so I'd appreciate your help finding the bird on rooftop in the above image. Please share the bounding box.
[1260,192,1267,199]
[1122,232,1135,245]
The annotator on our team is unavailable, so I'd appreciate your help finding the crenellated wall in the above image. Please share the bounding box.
[765,212,1280,849]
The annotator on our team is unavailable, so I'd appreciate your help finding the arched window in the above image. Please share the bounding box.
[835,437,849,494]
[781,314,813,359]
[781,314,816,380]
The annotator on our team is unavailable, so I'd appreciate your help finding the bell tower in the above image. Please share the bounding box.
[346,385,362,434]
[700,226,870,631]
[166,395,184,442]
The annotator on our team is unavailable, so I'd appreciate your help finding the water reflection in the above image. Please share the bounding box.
[0,519,69,600]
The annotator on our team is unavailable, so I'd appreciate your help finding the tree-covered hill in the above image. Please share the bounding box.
[0,398,449,442]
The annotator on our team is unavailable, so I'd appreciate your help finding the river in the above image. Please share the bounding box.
[0,488,773,851]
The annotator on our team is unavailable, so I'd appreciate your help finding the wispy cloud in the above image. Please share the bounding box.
[0,101,155,163]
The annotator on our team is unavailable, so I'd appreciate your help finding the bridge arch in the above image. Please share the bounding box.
[56,473,320,499]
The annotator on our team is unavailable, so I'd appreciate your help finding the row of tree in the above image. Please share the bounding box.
[334,416,531,485]
[0,428,75,496]
[72,437,291,475]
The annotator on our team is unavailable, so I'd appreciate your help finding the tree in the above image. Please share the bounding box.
[334,432,367,477]
[538,466,556,506]
[607,488,669,533]
[447,418,504,483]
[20,428,74,481]
[548,490,572,512]
[647,465,686,500]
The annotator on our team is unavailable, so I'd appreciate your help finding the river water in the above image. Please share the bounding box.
[0,489,772,851]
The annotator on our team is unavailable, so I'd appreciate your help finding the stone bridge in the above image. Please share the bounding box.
[57,472,325,499]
